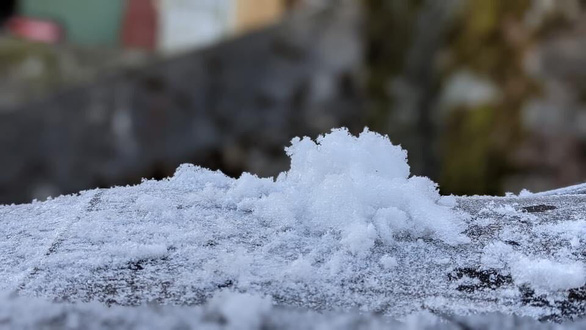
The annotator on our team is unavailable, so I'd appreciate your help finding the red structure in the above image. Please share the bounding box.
[6,16,63,43]
[122,0,158,51]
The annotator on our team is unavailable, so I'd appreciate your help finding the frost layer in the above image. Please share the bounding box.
[226,128,469,256]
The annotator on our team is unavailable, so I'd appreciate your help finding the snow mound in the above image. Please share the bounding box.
[158,128,470,297]
[225,128,469,257]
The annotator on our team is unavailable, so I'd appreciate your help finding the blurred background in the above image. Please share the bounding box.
[0,0,585,204]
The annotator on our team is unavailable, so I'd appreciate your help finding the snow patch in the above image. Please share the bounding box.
[510,257,585,292]
[481,240,586,293]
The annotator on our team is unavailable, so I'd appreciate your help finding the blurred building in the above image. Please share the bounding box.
[0,0,363,204]
[0,0,298,109]
[7,0,290,53]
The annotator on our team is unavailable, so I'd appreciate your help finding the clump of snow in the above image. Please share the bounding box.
[510,257,585,292]
[227,128,469,258]
[519,189,533,197]
[481,240,586,293]
[536,220,586,244]
[201,128,470,283]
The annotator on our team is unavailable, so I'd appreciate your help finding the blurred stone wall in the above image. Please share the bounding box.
[0,37,151,108]
[0,3,363,204]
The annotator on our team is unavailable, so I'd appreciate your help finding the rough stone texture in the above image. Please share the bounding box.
[0,4,363,205]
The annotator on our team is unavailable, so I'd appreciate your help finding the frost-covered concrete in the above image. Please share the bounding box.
[1,129,585,327]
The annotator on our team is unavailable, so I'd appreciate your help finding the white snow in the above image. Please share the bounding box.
[510,257,585,292]
[480,220,586,293]
[226,128,469,254]
[216,128,470,279]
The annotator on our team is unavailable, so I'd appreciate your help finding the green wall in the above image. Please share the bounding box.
[19,0,125,47]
